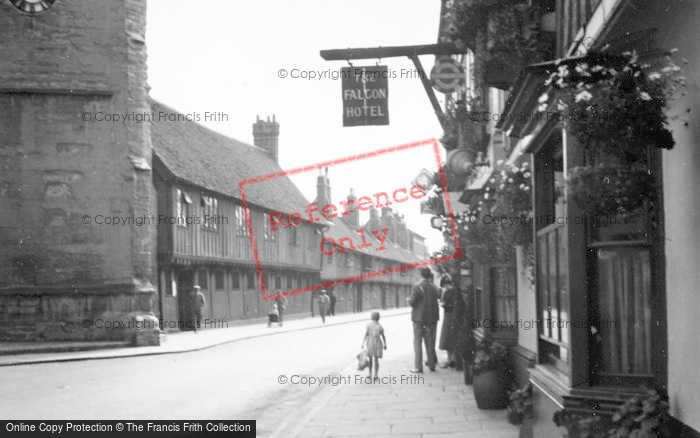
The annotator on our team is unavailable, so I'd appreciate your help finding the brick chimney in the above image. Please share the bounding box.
[381,207,397,243]
[396,214,409,248]
[316,167,332,208]
[252,115,280,161]
[342,189,359,228]
[365,208,381,234]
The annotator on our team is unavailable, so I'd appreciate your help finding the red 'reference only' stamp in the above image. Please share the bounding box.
[237,138,461,301]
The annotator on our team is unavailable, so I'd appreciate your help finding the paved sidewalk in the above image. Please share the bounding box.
[278,337,520,438]
[0,308,410,367]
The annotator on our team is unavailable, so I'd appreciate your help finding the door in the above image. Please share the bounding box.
[356,284,363,313]
[177,271,194,330]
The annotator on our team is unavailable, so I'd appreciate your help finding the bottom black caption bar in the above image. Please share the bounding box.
[3,421,256,437]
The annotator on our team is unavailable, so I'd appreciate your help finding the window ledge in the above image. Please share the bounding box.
[530,364,653,416]
[530,364,571,407]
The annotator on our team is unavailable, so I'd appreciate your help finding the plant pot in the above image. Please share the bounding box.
[464,364,473,385]
[507,406,524,425]
[473,365,509,409]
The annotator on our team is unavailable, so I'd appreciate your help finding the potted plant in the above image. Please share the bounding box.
[507,383,533,425]
[472,338,510,409]
[552,409,608,438]
[610,388,671,437]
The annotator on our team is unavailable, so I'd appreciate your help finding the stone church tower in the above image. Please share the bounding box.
[0,0,158,342]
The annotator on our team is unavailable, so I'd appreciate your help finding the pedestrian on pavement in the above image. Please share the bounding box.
[362,310,387,382]
[267,303,279,327]
[192,285,206,333]
[318,290,330,323]
[408,268,440,373]
[275,292,287,326]
[329,290,337,316]
[439,276,458,368]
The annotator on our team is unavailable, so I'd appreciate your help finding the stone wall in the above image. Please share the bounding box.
[0,0,158,343]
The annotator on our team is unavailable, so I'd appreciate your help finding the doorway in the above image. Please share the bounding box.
[177,271,194,330]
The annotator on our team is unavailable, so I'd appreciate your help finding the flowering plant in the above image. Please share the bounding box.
[507,383,533,425]
[567,164,656,217]
[442,0,554,89]
[538,52,685,217]
[433,159,533,264]
[610,388,670,437]
[440,98,489,153]
[473,338,508,374]
[538,52,685,162]
[486,161,532,231]
[443,0,545,55]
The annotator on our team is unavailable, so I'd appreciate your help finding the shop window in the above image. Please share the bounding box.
[489,266,517,333]
[588,201,655,385]
[535,139,570,373]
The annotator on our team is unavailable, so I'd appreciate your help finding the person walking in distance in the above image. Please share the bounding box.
[329,290,337,316]
[275,292,287,327]
[192,285,206,333]
[362,310,387,382]
[408,268,440,372]
[318,290,330,323]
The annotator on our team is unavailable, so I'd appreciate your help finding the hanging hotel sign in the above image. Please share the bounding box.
[341,65,389,126]
[411,168,434,194]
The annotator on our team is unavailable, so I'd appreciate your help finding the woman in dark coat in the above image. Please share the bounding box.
[439,276,458,368]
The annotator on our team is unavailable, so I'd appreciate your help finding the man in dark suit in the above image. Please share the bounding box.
[408,268,440,372]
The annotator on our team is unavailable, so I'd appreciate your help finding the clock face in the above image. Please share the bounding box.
[10,0,56,13]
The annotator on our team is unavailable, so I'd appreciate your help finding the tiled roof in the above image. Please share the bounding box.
[325,217,424,265]
[150,101,321,221]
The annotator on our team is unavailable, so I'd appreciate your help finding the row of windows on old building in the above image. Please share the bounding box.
[176,188,305,244]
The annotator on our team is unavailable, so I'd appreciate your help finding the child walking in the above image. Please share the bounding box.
[362,310,387,382]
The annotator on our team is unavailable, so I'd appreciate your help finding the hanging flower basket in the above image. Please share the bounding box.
[538,52,685,218]
[485,161,533,258]
[567,164,656,217]
[539,52,686,159]
[440,99,489,152]
[443,0,554,89]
